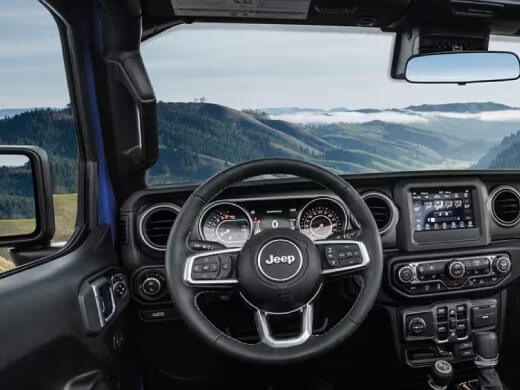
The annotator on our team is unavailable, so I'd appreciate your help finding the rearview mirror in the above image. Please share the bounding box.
[405,51,520,84]
[0,146,55,247]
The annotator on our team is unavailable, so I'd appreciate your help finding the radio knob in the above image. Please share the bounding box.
[494,256,511,274]
[448,261,466,279]
[398,265,415,283]
[142,277,162,296]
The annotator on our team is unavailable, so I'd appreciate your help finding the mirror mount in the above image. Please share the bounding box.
[391,29,489,79]
[0,146,55,248]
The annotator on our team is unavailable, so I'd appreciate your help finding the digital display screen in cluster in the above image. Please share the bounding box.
[248,200,298,234]
[411,188,475,232]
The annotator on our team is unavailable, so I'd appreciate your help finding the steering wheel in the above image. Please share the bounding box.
[165,159,383,364]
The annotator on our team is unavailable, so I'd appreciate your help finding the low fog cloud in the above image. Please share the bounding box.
[269,109,520,125]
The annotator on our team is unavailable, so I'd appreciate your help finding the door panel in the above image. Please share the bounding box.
[0,226,138,390]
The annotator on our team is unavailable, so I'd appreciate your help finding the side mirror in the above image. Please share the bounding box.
[0,146,55,247]
[405,51,520,84]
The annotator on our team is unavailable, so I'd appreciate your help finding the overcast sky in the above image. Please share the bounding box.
[3,0,520,110]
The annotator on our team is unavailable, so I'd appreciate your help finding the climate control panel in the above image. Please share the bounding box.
[393,254,511,295]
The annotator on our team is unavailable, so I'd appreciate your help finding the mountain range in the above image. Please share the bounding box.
[1,102,520,191]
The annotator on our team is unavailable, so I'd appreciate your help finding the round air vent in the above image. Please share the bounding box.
[139,203,180,251]
[490,186,520,227]
[362,192,397,234]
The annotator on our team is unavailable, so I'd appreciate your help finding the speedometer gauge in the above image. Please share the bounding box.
[199,202,252,247]
[298,198,347,240]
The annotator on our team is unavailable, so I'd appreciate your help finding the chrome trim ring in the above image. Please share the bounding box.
[138,203,181,252]
[296,197,349,240]
[488,185,520,227]
[197,201,253,247]
[475,354,499,368]
[361,191,398,234]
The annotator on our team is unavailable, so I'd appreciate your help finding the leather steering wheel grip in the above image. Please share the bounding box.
[165,158,383,364]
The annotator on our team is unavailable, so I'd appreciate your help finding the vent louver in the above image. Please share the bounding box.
[491,187,520,227]
[140,204,180,251]
[362,192,396,234]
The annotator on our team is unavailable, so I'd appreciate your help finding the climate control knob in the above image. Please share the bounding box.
[398,266,415,284]
[448,261,466,279]
[494,256,511,274]
[142,277,162,296]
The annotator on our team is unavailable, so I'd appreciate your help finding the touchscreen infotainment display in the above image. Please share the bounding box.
[411,188,475,232]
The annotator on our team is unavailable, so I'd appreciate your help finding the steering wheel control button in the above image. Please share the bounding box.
[257,239,304,282]
[398,266,414,283]
[192,256,220,280]
[323,243,363,269]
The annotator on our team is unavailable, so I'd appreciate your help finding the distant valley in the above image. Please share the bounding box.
[2,102,520,189]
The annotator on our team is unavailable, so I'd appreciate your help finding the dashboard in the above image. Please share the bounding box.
[120,171,520,370]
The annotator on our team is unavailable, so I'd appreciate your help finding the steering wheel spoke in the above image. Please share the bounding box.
[183,247,240,288]
[255,304,314,348]
[316,239,370,276]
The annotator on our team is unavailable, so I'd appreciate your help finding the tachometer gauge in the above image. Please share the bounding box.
[298,198,347,240]
[199,202,252,247]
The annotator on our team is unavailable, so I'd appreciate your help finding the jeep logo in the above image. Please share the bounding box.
[257,239,303,282]
[265,254,296,265]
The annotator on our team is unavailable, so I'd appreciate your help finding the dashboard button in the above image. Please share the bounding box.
[398,266,414,283]
[409,317,427,336]
[113,281,127,297]
[494,256,511,274]
[448,261,466,279]
[142,277,162,296]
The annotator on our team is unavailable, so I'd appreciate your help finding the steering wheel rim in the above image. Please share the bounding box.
[165,158,383,364]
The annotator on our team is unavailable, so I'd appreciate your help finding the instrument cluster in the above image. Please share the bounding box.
[198,196,349,247]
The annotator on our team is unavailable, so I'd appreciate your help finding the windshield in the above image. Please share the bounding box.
[142,25,520,185]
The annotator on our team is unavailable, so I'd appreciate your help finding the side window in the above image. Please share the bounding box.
[0,1,78,273]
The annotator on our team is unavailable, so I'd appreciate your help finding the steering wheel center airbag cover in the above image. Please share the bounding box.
[257,238,303,282]
[238,229,322,314]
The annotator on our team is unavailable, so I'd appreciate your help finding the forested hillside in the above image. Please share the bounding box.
[1,102,520,192]
[148,102,474,183]
[0,108,77,193]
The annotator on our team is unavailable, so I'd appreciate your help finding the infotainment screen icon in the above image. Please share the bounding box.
[411,188,475,232]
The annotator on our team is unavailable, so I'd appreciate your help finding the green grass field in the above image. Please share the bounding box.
[0,193,77,272]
